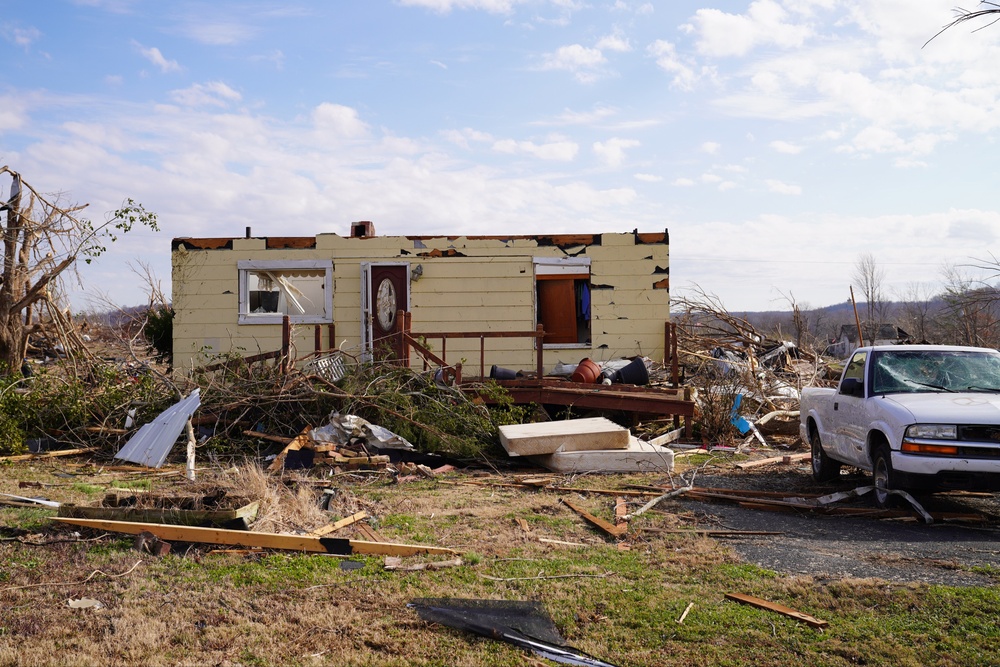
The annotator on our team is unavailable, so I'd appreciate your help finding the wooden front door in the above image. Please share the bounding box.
[366,264,409,360]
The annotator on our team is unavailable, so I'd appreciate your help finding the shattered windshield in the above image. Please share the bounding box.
[871,349,1000,395]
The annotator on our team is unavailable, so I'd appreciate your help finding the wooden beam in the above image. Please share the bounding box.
[267,427,312,472]
[53,517,458,557]
[561,498,627,538]
[58,501,260,527]
[725,593,828,629]
[0,447,96,462]
[735,452,810,470]
[309,511,368,537]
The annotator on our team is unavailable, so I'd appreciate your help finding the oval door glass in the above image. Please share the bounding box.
[376,277,397,330]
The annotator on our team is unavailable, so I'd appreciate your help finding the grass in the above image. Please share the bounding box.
[0,463,999,666]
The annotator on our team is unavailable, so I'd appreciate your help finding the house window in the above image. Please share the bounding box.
[238,259,333,325]
[534,258,591,346]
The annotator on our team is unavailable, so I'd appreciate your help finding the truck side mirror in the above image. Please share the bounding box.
[840,377,864,397]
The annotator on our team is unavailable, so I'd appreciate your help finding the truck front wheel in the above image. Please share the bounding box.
[810,425,841,482]
[872,444,899,509]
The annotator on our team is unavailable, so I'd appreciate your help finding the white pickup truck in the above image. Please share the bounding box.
[800,345,1000,507]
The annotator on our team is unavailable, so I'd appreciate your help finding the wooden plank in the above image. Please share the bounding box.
[57,501,259,527]
[615,497,628,525]
[309,511,368,536]
[243,430,293,445]
[735,453,810,470]
[53,517,458,556]
[0,447,96,462]
[725,592,828,629]
[355,522,388,543]
[561,498,627,538]
[268,427,312,472]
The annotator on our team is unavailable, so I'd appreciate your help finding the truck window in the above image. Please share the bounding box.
[840,351,867,394]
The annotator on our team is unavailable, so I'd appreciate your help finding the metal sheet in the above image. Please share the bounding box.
[114,389,200,468]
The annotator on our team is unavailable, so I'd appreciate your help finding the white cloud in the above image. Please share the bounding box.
[593,138,640,167]
[701,173,722,183]
[672,177,695,186]
[312,103,369,139]
[596,31,632,53]
[441,127,494,149]
[398,0,524,13]
[718,181,737,191]
[493,137,579,161]
[0,95,28,132]
[179,21,257,46]
[688,0,814,57]
[647,40,705,91]
[701,141,720,154]
[170,82,242,108]
[770,140,803,154]
[132,41,180,73]
[539,105,618,126]
[765,179,802,195]
[634,173,662,182]
[539,44,608,83]
[2,24,42,50]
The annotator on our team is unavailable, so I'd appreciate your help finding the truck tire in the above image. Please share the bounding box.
[810,425,841,482]
[872,444,899,509]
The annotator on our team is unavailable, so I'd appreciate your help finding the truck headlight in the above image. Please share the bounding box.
[905,424,957,440]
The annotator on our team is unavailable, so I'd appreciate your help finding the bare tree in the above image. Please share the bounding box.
[926,1,1000,46]
[937,263,1000,347]
[852,252,888,339]
[0,167,157,369]
[896,282,936,343]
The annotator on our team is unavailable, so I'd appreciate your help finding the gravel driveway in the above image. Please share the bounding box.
[676,464,1000,586]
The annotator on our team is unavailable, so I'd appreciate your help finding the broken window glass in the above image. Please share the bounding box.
[238,260,333,324]
[871,349,1000,394]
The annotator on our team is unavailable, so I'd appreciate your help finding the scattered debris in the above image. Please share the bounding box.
[561,498,627,539]
[0,492,60,508]
[58,499,259,529]
[133,530,172,556]
[676,602,694,624]
[409,598,619,667]
[0,448,97,463]
[385,556,463,571]
[67,598,105,610]
[54,517,458,557]
[735,452,810,470]
[114,390,201,469]
[725,592,828,629]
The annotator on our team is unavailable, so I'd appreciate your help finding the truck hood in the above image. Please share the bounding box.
[882,392,1000,424]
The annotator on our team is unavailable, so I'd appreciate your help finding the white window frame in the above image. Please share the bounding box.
[238,259,333,325]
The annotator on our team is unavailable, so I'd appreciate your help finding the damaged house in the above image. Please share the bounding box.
[171,223,671,375]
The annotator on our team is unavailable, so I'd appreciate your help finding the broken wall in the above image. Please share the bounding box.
[171,230,669,373]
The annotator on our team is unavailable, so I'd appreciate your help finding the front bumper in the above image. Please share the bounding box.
[891,451,1000,491]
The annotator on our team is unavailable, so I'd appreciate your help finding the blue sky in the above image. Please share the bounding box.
[2,0,999,312]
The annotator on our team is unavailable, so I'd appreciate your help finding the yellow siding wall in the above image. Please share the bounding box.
[172,232,669,375]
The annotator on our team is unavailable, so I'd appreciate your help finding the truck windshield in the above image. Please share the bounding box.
[871,349,1000,395]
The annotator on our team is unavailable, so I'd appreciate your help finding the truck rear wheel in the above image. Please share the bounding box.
[810,425,841,482]
[872,444,899,509]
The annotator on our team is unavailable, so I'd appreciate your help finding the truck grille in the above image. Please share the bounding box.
[958,425,1000,443]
